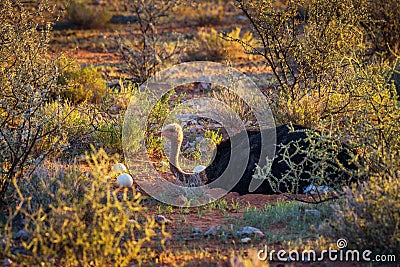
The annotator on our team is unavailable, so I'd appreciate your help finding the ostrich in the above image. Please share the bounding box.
[158,123,358,194]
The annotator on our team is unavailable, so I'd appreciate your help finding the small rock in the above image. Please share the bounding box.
[204,225,221,237]
[175,195,188,206]
[237,15,247,20]
[154,214,171,225]
[241,237,251,244]
[193,227,202,233]
[236,226,264,238]
[3,258,12,266]
[112,163,128,173]
[305,209,321,218]
[191,227,202,237]
[13,229,29,241]
[199,82,211,91]
[303,184,332,194]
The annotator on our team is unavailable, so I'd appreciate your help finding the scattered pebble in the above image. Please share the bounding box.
[154,214,171,225]
[160,161,168,167]
[236,226,265,238]
[175,195,188,206]
[193,227,202,233]
[204,225,221,237]
[191,227,202,237]
[303,184,332,194]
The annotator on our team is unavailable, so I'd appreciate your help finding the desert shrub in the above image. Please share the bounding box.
[119,0,184,83]
[253,123,360,203]
[17,160,88,213]
[185,1,225,27]
[235,0,366,127]
[0,0,62,202]
[66,0,111,29]
[204,128,223,146]
[58,57,107,104]
[356,0,400,58]
[323,156,400,254]
[210,84,256,123]
[234,0,400,127]
[2,149,165,266]
[236,0,400,251]
[39,101,94,155]
[40,91,129,156]
[189,27,255,61]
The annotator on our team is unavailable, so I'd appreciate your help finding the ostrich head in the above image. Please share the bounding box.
[159,123,183,145]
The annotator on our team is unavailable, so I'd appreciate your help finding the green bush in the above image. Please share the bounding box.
[0,0,61,202]
[2,149,165,266]
[189,27,255,61]
[195,2,225,26]
[357,0,400,58]
[58,58,107,104]
[119,0,183,83]
[253,124,360,203]
[40,94,128,156]
[236,0,400,248]
[66,0,111,29]
[323,157,400,254]
[39,101,93,155]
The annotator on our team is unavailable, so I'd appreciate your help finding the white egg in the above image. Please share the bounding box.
[117,173,133,187]
[193,165,206,173]
[112,163,128,173]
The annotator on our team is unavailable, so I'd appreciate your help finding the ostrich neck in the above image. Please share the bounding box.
[168,134,203,187]
[169,139,183,172]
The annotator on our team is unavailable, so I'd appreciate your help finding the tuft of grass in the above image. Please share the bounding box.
[323,161,400,254]
[66,0,111,29]
[242,200,333,242]
[187,27,256,62]
[58,57,107,104]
